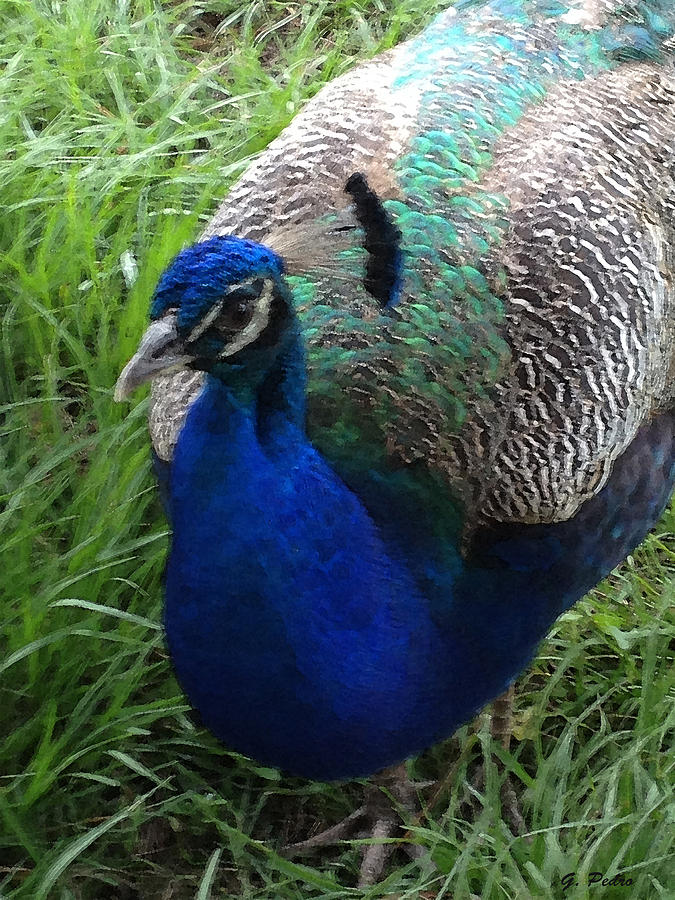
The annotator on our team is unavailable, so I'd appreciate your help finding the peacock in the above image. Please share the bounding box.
[115,0,675,886]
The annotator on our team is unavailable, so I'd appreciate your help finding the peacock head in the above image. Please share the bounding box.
[114,235,293,401]
[115,173,402,401]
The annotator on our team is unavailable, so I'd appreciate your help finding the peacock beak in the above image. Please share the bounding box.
[114,313,190,401]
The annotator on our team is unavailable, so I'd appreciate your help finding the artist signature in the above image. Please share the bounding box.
[561,872,634,891]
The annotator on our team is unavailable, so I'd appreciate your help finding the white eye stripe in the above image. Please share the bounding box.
[219,280,274,358]
[186,299,224,344]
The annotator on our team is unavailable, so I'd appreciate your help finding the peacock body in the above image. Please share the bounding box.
[116,0,675,782]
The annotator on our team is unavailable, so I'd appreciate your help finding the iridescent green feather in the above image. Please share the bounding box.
[284,0,675,515]
[166,0,668,518]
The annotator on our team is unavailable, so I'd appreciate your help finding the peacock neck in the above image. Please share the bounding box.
[166,346,430,622]
[163,338,575,779]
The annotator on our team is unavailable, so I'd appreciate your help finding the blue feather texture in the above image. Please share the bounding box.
[151,236,284,331]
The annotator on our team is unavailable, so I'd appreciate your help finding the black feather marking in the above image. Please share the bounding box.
[344,172,403,307]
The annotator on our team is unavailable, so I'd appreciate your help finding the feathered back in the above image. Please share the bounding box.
[150,0,675,528]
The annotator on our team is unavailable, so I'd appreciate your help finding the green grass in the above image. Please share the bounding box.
[1,0,673,897]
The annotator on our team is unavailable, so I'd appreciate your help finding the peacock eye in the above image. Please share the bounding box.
[215,280,264,334]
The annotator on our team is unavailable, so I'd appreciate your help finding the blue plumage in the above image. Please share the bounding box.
[151,236,284,331]
[166,376,440,779]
